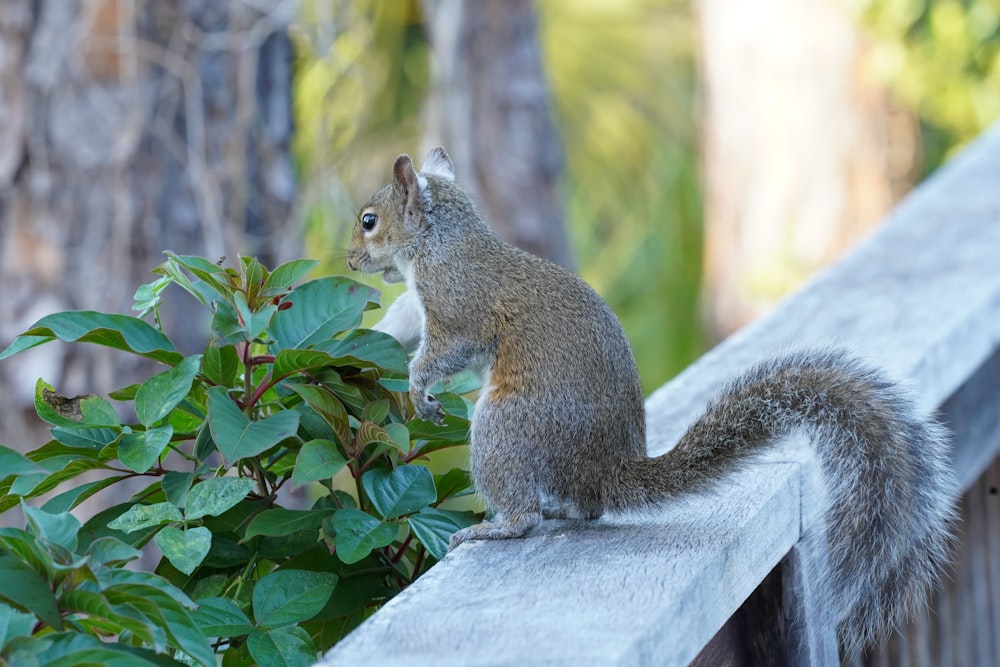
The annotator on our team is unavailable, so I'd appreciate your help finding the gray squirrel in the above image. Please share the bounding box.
[346,147,956,658]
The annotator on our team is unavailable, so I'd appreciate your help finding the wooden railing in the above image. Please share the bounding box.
[318,123,1000,666]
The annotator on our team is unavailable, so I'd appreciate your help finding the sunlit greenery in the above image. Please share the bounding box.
[291,0,429,265]
[538,0,704,391]
[856,0,1000,173]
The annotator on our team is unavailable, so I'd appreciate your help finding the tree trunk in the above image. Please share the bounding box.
[0,0,296,449]
[419,0,572,268]
[697,0,915,340]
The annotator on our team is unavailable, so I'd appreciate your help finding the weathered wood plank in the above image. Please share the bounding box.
[320,123,1000,666]
[326,462,800,667]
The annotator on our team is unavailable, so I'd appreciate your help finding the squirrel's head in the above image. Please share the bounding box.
[347,147,457,283]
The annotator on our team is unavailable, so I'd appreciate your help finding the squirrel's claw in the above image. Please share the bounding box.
[413,392,445,425]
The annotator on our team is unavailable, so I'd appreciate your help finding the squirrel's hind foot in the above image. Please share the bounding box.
[448,512,541,551]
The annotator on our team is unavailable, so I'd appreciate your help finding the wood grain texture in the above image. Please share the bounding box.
[319,123,1000,666]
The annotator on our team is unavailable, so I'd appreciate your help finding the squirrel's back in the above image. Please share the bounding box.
[411,173,646,427]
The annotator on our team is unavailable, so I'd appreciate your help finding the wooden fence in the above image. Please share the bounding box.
[318,122,1000,666]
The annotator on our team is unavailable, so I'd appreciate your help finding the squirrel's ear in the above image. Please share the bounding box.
[393,154,419,195]
[421,147,455,182]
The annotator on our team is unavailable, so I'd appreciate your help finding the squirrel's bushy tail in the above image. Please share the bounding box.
[612,350,957,657]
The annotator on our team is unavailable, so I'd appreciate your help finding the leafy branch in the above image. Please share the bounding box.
[0,253,481,666]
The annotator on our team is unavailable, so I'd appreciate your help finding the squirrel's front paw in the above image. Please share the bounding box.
[412,391,445,425]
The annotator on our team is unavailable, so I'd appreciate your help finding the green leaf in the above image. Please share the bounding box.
[242,256,265,300]
[267,450,297,477]
[9,458,109,500]
[163,253,231,303]
[232,290,278,342]
[193,423,217,462]
[431,368,484,396]
[384,423,411,453]
[263,259,318,293]
[285,384,349,448]
[84,536,142,567]
[207,387,300,463]
[407,508,479,560]
[105,569,198,608]
[377,377,409,393]
[435,392,475,420]
[252,569,337,628]
[291,440,347,487]
[31,632,178,667]
[313,329,408,374]
[243,509,332,541]
[406,415,470,442]
[361,399,390,425]
[272,349,336,380]
[135,355,202,426]
[28,439,103,466]
[0,554,62,630]
[0,602,36,651]
[0,445,46,482]
[191,596,253,638]
[77,503,160,552]
[83,396,119,425]
[0,527,52,576]
[356,421,389,449]
[22,503,80,551]
[156,253,217,306]
[50,425,120,450]
[132,275,171,319]
[118,425,174,473]
[168,404,204,436]
[33,380,120,428]
[363,422,411,458]
[210,299,247,346]
[0,311,181,365]
[199,499,265,536]
[155,526,212,575]
[184,477,256,520]
[187,574,227,602]
[328,509,397,565]
[102,582,214,667]
[202,344,240,387]
[247,625,317,667]
[434,467,474,503]
[59,589,166,651]
[361,465,437,519]
[41,475,129,513]
[269,277,379,350]
[109,383,140,401]
[107,502,182,534]
[161,471,195,509]
[202,536,251,570]
[314,369,367,414]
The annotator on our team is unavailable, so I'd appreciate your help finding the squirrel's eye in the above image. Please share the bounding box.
[361,212,378,232]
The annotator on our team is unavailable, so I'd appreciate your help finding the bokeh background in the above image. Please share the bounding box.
[1,0,998,453]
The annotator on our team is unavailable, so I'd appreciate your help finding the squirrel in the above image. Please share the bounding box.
[346,147,957,658]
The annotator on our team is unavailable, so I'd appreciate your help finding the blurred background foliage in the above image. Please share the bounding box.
[290,0,998,395]
[857,0,1000,174]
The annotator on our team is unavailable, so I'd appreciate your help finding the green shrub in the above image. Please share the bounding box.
[0,253,477,666]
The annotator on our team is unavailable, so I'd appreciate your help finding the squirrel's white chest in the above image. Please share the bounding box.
[372,260,425,352]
